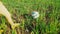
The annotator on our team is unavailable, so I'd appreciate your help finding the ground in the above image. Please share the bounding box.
[0,0,60,34]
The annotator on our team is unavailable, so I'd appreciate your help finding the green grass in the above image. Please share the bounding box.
[0,0,60,34]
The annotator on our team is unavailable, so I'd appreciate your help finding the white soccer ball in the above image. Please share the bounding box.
[31,11,39,19]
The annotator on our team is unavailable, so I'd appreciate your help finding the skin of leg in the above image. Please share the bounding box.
[0,1,20,29]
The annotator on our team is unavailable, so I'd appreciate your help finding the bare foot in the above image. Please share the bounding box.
[0,30,3,34]
[11,23,20,29]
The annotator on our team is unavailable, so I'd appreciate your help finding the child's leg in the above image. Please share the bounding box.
[0,1,20,29]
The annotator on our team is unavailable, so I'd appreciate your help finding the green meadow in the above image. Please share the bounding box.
[0,0,60,34]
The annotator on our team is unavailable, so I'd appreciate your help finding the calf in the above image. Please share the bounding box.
[0,1,20,29]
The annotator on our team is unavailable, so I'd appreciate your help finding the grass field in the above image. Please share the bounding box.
[0,0,60,34]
